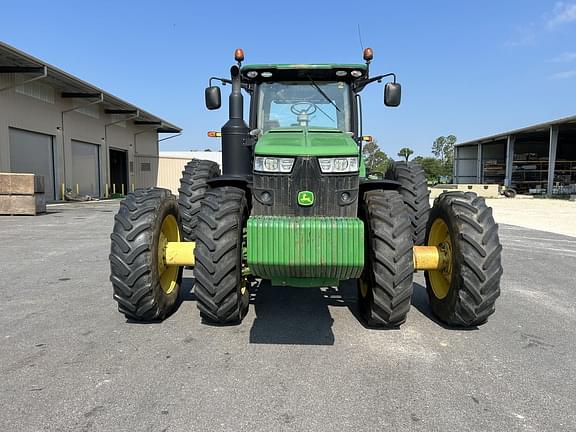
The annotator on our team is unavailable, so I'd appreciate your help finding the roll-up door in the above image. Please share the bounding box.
[9,128,56,200]
[71,140,100,197]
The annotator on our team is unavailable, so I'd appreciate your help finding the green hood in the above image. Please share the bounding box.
[254,127,359,157]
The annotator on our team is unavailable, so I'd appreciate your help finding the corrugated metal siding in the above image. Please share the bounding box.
[0,73,15,88]
[76,104,100,119]
[15,81,55,104]
[156,156,192,193]
[133,155,158,189]
[247,216,364,280]
[135,153,221,193]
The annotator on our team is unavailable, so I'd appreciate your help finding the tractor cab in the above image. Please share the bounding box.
[241,64,367,135]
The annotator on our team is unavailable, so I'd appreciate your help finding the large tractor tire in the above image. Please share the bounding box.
[424,192,502,326]
[110,188,183,321]
[178,159,220,242]
[386,161,430,245]
[357,190,414,327]
[194,186,250,324]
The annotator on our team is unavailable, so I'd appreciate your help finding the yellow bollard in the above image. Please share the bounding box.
[121,184,125,196]
[112,184,116,195]
[61,183,65,201]
[105,184,109,199]
[131,183,135,193]
[76,184,79,194]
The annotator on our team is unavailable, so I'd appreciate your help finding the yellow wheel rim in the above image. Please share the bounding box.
[427,218,453,300]
[157,214,180,295]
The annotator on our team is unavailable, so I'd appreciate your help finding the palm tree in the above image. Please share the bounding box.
[397,147,414,162]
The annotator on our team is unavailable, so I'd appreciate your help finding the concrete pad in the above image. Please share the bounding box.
[0,201,575,431]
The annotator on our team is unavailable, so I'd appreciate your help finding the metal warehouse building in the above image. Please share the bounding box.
[0,41,181,201]
[454,115,576,196]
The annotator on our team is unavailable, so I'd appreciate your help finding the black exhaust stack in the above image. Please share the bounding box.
[221,65,251,177]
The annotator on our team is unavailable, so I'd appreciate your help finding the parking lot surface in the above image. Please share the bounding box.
[1,200,575,431]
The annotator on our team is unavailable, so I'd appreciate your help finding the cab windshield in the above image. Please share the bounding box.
[256,81,351,132]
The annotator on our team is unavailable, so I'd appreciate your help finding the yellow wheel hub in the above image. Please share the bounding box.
[427,218,453,300]
[157,214,180,294]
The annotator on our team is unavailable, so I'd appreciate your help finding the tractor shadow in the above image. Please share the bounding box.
[410,282,479,331]
[181,271,359,343]
[178,273,476,332]
[248,280,339,345]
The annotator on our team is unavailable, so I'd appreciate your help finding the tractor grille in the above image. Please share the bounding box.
[251,157,359,217]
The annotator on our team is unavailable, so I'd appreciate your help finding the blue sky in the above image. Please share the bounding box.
[2,0,576,157]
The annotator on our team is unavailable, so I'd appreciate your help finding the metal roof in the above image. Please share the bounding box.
[0,41,181,133]
[456,114,576,147]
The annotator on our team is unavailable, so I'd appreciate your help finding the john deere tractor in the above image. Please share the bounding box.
[110,48,502,327]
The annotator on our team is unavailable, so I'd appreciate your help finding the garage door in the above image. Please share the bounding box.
[9,128,56,200]
[71,140,100,197]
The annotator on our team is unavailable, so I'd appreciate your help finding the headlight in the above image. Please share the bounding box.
[254,156,295,173]
[318,157,359,173]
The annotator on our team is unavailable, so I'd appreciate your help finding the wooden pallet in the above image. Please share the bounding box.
[0,173,46,215]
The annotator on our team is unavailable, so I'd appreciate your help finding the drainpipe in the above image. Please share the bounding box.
[105,110,139,196]
[60,93,104,198]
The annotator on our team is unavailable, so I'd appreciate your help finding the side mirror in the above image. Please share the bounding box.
[384,82,401,107]
[205,86,221,110]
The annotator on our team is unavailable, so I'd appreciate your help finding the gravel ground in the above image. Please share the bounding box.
[0,200,575,431]
[470,197,575,238]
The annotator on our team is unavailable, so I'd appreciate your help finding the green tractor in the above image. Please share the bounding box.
[110,48,502,327]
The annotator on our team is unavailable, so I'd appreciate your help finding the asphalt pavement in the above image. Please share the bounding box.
[0,200,575,431]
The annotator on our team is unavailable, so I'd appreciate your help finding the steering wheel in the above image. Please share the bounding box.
[290,102,317,116]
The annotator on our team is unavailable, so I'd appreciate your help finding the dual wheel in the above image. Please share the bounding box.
[110,182,249,324]
[358,188,503,328]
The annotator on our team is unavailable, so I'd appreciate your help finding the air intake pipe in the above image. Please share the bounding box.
[221,65,251,177]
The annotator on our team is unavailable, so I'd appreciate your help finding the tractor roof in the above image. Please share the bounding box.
[241,64,368,82]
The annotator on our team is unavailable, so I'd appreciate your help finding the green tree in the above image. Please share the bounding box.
[432,135,456,177]
[397,147,414,162]
[413,156,443,183]
[362,140,391,174]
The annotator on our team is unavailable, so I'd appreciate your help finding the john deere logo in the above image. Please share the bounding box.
[298,191,314,206]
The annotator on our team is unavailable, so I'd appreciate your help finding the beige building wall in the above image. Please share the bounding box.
[155,156,192,194]
[0,75,159,199]
[155,152,222,194]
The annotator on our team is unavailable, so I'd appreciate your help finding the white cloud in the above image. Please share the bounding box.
[547,2,576,28]
[551,69,576,79]
[548,52,576,62]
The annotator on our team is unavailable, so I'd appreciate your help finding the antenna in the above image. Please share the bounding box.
[357,24,365,51]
